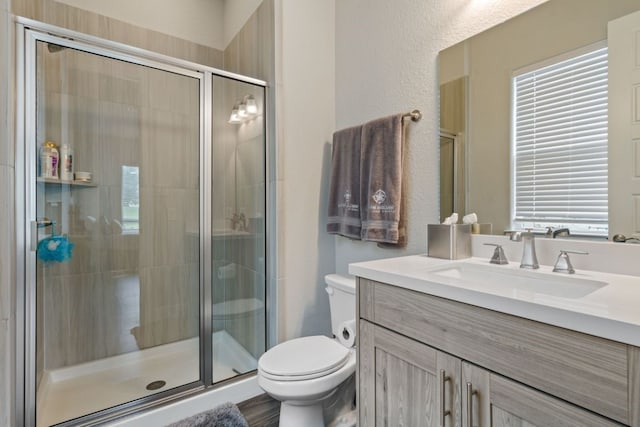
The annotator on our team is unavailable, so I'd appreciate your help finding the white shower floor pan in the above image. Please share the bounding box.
[37,330,258,426]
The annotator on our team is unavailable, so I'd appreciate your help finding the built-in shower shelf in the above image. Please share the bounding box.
[37,177,97,187]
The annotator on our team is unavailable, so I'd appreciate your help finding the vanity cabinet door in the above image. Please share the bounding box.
[359,319,461,427]
[462,362,621,427]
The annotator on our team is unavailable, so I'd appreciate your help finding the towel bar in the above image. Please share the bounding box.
[402,109,422,122]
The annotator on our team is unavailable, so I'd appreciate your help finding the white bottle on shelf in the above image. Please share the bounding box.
[40,141,59,179]
[60,144,73,181]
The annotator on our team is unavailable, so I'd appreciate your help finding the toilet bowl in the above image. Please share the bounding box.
[257,274,356,427]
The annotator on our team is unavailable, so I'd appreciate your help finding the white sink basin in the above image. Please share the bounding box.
[427,262,607,299]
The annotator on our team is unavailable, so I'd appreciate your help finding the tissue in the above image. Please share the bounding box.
[442,213,458,225]
[338,319,356,347]
[462,213,478,224]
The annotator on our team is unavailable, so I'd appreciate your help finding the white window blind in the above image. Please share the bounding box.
[512,46,608,236]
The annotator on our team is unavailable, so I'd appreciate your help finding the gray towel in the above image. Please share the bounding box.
[167,402,249,427]
[360,114,404,244]
[327,125,362,239]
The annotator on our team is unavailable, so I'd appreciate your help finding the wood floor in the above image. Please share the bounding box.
[237,393,280,427]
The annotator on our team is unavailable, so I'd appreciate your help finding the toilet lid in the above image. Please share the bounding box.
[259,336,350,381]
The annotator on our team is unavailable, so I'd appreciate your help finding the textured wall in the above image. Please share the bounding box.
[275,0,336,341]
[334,0,548,273]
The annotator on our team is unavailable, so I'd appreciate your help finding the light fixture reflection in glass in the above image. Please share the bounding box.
[229,95,260,125]
[238,102,248,118]
[245,95,258,115]
[228,104,242,124]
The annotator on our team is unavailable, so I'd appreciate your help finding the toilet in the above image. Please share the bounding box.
[257,274,356,427]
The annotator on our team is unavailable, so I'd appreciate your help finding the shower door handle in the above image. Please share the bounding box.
[30,219,54,251]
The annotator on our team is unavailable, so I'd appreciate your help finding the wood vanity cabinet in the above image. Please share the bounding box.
[356,277,640,427]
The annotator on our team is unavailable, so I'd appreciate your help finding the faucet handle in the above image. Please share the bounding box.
[484,243,509,265]
[552,250,588,274]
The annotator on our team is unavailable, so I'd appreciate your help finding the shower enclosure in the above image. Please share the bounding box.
[439,131,465,222]
[18,23,268,426]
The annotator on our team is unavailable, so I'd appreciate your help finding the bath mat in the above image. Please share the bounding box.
[167,402,249,427]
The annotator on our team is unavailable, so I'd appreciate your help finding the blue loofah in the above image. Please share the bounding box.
[37,235,74,263]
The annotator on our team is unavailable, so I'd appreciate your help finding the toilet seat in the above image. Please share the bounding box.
[258,336,350,381]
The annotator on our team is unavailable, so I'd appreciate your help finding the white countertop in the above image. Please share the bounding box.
[349,255,640,347]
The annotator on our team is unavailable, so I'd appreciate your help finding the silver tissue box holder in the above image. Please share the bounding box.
[427,224,472,260]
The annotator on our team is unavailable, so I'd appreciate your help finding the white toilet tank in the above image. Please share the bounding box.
[325,274,356,339]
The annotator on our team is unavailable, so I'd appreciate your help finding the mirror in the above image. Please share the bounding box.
[439,0,640,238]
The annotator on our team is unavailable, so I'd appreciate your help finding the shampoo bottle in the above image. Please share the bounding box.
[60,144,74,181]
[40,141,59,179]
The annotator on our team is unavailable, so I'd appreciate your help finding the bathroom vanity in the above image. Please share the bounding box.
[351,256,640,426]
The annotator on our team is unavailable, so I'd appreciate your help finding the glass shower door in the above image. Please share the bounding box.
[32,39,202,426]
[210,77,266,383]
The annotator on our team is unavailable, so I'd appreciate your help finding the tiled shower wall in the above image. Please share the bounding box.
[36,46,201,370]
[224,0,274,82]
[11,0,224,69]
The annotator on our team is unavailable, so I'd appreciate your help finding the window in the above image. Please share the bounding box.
[121,165,140,232]
[512,45,608,236]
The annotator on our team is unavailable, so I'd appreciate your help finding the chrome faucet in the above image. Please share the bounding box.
[510,230,539,269]
[484,243,509,265]
[545,227,570,238]
[229,212,247,231]
[552,249,588,274]
[237,213,247,231]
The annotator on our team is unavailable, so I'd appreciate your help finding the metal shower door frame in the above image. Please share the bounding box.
[15,18,270,427]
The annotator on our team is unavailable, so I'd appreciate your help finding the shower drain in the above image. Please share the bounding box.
[146,380,166,391]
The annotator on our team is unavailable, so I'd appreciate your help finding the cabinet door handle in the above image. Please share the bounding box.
[466,382,477,427]
[440,369,451,427]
